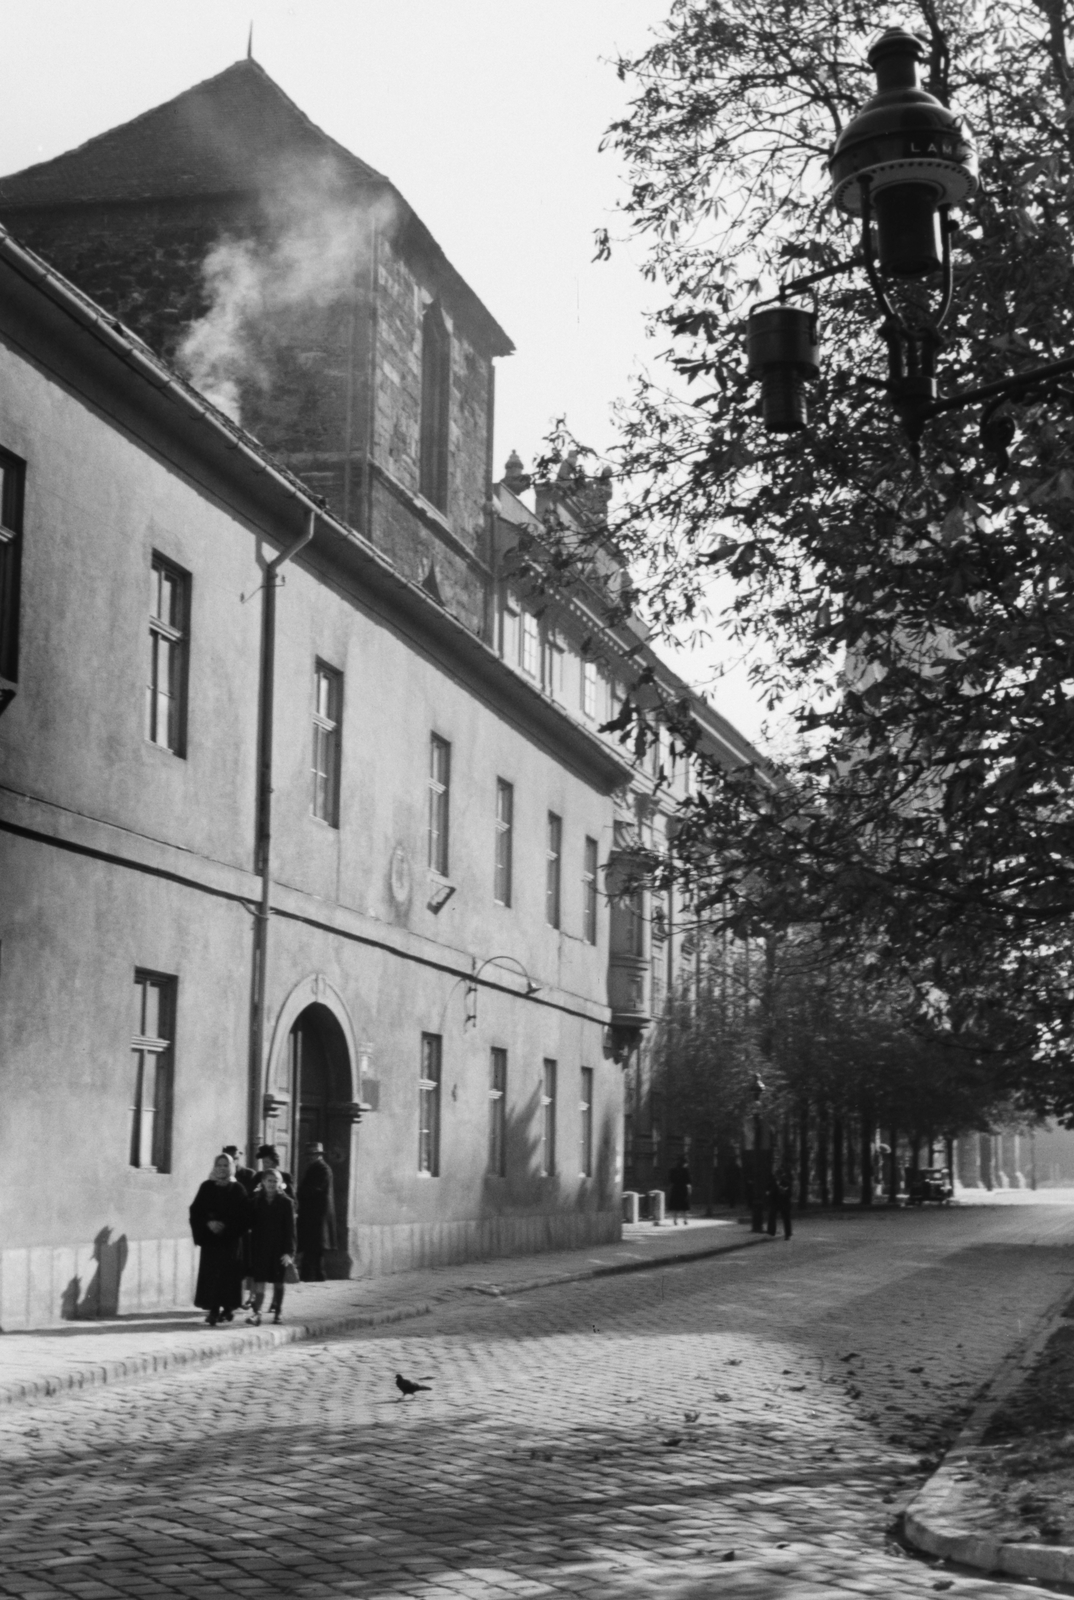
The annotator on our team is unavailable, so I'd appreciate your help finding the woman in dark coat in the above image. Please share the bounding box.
[247,1167,297,1325]
[667,1158,692,1225]
[190,1153,251,1325]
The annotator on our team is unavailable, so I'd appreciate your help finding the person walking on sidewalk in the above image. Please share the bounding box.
[247,1167,296,1325]
[190,1153,252,1325]
[766,1164,793,1239]
[667,1158,692,1225]
[297,1142,335,1281]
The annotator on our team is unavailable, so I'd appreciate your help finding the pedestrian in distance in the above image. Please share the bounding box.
[766,1164,793,1240]
[296,1142,335,1281]
[252,1143,295,1201]
[667,1157,692,1225]
[247,1167,297,1325]
[190,1153,252,1325]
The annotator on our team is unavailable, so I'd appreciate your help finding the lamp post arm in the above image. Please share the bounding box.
[923,349,1074,420]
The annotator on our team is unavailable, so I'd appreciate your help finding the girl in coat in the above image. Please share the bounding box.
[247,1166,297,1325]
[189,1153,251,1325]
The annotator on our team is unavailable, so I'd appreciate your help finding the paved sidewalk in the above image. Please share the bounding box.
[905,1276,1074,1586]
[0,1215,766,1408]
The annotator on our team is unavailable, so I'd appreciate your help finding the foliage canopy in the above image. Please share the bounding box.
[590,0,1074,1117]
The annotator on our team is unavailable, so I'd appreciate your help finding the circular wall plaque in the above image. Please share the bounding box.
[389,844,412,908]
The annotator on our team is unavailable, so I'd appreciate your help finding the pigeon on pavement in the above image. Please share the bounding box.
[396,1373,432,1398]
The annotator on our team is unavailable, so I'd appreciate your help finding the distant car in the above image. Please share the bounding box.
[907,1166,954,1204]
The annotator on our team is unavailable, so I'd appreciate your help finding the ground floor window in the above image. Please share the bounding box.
[419,1033,442,1175]
[489,1047,507,1176]
[541,1058,557,1177]
[130,970,176,1171]
[580,1066,593,1177]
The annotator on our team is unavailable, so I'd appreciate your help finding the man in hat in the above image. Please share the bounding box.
[296,1142,336,1281]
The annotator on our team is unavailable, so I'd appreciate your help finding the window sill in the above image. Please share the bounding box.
[143,738,186,762]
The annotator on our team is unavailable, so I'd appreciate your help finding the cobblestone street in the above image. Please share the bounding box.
[2,1205,1073,1600]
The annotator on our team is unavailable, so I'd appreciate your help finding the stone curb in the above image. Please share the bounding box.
[0,1228,771,1410]
[904,1281,1074,1585]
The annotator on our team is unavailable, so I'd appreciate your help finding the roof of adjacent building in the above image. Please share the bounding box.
[0,58,513,357]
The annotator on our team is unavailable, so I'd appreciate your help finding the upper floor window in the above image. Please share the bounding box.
[580,1066,594,1178]
[131,970,176,1172]
[0,449,25,696]
[582,836,599,945]
[147,555,189,756]
[501,586,520,665]
[581,659,597,720]
[488,1047,507,1177]
[429,735,451,875]
[494,779,513,906]
[418,1032,442,1175]
[312,662,343,826]
[542,627,565,700]
[521,611,540,678]
[419,302,451,512]
[546,812,562,929]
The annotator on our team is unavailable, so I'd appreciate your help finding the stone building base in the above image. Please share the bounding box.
[0,1210,621,1330]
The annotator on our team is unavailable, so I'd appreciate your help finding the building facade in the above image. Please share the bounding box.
[0,62,760,1328]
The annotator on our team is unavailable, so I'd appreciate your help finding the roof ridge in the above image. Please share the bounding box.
[0,56,385,203]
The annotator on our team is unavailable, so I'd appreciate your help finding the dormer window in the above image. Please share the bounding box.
[419,301,451,512]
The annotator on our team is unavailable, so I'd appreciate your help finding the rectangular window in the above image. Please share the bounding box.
[0,449,25,691]
[311,662,343,826]
[146,555,189,755]
[420,302,451,511]
[418,1033,442,1175]
[428,735,451,875]
[580,1067,594,1178]
[542,628,565,699]
[494,779,513,906]
[541,1058,557,1177]
[489,1047,507,1177]
[581,659,597,720]
[521,611,540,677]
[131,971,176,1172]
[501,587,520,665]
[546,812,562,928]
[582,836,599,944]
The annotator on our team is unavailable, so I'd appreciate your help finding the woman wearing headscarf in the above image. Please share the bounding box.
[247,1166,297,1325]
[189,1152,252,1326]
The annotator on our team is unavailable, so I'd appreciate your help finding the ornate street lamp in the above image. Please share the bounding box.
[747,26,1074,447]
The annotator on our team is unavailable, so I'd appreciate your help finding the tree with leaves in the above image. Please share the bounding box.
[582,0,1074,1117]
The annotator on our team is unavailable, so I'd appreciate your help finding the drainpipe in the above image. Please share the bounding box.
[247,508,318,1154]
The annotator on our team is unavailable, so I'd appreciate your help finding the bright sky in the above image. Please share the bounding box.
[1,0,770,746]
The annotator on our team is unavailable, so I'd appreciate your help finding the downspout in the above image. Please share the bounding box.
[248,508,317,1154]
[363,220,380,543]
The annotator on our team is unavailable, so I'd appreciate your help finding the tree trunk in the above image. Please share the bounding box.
[832,1114,845,1207]
[888,1126,900,1204]
[798,1107,810,1208]
[860,1107,873,1207]
[845,1116,857,1188]
[818,1107,830,1206]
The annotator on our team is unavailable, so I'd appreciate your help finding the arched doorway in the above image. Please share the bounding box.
[279,1003,354,1277]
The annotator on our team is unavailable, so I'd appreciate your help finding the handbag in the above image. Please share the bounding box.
[283,1259,300,1285]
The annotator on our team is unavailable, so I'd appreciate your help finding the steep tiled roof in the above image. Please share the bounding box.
[0,59,385,205]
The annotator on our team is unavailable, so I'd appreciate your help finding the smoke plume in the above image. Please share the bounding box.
[177,163,396,424]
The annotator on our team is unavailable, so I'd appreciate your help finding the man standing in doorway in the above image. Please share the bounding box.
[297,1142,336,1281]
